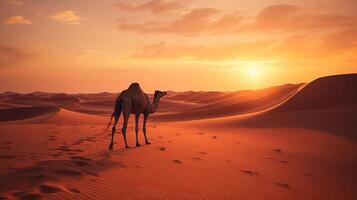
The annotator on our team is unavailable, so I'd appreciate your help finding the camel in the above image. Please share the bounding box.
[107,83,167,150]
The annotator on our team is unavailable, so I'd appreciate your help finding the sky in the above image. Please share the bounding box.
[0,0,356,93]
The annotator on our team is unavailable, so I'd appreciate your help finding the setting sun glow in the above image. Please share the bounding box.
[0,0,356,92]
[248,68,258,77]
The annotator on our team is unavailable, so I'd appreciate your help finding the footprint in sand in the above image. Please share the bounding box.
[212,136,217,139]
[48,135,57,140]
[52,145,84,154]
[172,160,182,164]
[72,137,97,146]
[158,147,166,151]
[241,170,259,175]
[273,149,282,153]
[276,182,291,189]
[198,151,207,155]
[263,157,288,164]
[226,160,232,163]
[192,157,201,161]
[197,132,204,135]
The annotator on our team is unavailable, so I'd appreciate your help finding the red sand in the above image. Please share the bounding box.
[0,74,356,199]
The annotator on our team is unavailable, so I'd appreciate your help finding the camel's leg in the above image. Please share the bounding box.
[109,105,121,150]
[121,103,130,148]
[135,114,141,147]
[143,113,151,145]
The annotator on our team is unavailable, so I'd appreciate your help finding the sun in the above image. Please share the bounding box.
[247,67,258,77]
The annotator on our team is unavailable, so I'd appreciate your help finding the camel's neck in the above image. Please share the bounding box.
[150,95,161,113]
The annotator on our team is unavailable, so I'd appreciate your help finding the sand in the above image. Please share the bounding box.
[0,74,356,199]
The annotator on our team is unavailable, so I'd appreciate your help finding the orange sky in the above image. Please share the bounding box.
[0,0,356,93]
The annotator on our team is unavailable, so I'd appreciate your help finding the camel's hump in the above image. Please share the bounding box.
[127,82,142,92]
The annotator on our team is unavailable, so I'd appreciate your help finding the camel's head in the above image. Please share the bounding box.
[154,90,167,98]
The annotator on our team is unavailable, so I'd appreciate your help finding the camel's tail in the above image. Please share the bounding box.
[106,100,122,130]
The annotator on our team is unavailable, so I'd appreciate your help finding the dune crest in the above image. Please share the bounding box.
[237,74,357,140]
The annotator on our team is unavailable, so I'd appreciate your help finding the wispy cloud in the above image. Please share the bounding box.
[50,10,81,25]
[116,0,186,14]
[133,28,357,61]
[250,4,357,31]
[117,8,242,34]
[117,4,357,35]
[4,16,32,25]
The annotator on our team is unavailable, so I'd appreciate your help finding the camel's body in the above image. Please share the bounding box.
[108,83,166,149]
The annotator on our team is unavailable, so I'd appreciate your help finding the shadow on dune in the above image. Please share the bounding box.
[240,74,357,141]
[0,106,60,122]
[0,153,123,198]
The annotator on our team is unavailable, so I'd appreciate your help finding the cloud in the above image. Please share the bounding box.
[133,28,357,61]
[0,46,28,68]
[250,4,357,31]
[117,8,242,34]
[50,11,81,25]
[6,0,24,5]
[117,4,357,35]
[4,16,32,25]
[116,0,186,14]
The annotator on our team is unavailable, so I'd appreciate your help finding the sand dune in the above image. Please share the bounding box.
[0,106,60,122]
[234,74,357,140]
[167,91,226,102]
[153,99,200,112]
[0,74,356,199]
[0,92,79,107]
[274,74,357,112]
[152,84,303,121]
[0,101,22,109]
[39,108,109,125]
